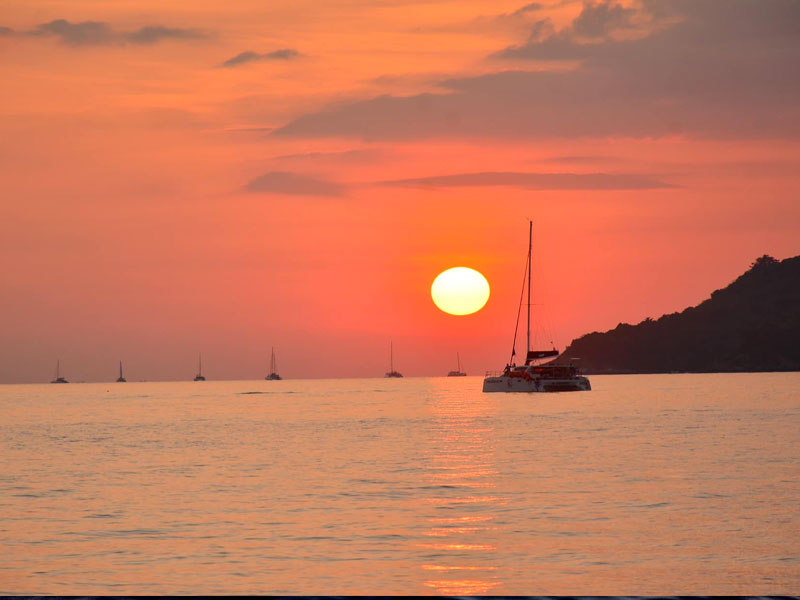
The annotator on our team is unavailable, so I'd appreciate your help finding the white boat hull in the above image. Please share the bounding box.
[483,374,591,393]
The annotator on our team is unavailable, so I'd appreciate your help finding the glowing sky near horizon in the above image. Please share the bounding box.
[1,0,799,382]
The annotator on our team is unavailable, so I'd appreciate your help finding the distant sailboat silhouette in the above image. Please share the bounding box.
[51,360,68,384]
[265,347,282,380]
[385,342,403,378]
[116,360,126,382]
[194,354,206,381]
[447,352,467,377]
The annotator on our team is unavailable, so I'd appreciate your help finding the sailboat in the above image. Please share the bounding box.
[116,360,127,383]
[385,342,403,378]
[193,354,206,381]
[51,360,68,384]
[447,352,467,377]
[483,221,591,393]
[265,347,282,380]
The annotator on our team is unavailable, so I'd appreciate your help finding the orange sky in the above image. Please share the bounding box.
[1,0,799,382]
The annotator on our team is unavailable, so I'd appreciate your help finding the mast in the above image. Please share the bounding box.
[390,342,393,372]
[119,361,123,379]
[271,347,276,374]
[457,352,461,372]
[198,353,202,377]
[56,360,59,379]
[526,220,532,358]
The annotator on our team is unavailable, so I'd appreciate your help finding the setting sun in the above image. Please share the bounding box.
[431,267,490,316]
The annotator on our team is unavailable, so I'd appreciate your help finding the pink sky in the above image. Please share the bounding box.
[1,0,799,382]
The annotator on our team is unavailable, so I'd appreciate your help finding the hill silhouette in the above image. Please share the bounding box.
[560,255,800,373]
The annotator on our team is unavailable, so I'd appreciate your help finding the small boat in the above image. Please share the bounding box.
[483,221,590,393]
[194,354,206,381]
[265,347,282,380]
[447,352,467,377]
[51,360,68,384]
[385,342,403,378]
[116,360,127,383]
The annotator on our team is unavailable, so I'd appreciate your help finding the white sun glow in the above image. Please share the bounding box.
[431,267,490,316]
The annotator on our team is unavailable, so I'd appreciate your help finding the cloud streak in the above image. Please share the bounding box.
[2,19,208,46]
[379,171,674,190]
[124,25,207,45]
[220,48,301,68]
[244,171,346,196]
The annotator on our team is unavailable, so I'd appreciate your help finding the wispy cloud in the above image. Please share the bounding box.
[220,48,301,68]
[124,25,206,45]
[225,126,274,134]
[30,20,116,45]
[494,0,800,59]
[271,149,384,164]
[571,0,637,38]
[533,155,621,164]
[420,1,548,36]
[2,19,208,46]
[244,171,346,196]
[379,171,674,190]
[510,3,545,18]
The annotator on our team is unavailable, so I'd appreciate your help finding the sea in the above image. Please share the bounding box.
[1,373,798,595]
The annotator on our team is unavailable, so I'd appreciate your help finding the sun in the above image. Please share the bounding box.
[431,267,490,316]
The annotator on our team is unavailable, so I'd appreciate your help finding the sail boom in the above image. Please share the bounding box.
[526,349,559,363]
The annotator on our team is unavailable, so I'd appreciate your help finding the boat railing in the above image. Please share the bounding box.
[484,371,505,377]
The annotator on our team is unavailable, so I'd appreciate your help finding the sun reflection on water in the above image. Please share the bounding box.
[419,381,504,595]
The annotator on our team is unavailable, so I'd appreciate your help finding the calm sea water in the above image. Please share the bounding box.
[1,374,798,595]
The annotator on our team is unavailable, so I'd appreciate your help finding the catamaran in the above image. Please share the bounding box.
[51,360,68,384]
[116,360,126,382]
[447,352,467,377]
[193,354,206,381]
[385,342,403,378]
[483,221,590,393]
[265,347,282,380]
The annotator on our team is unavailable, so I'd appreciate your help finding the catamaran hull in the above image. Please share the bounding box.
[483,375,591,393]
